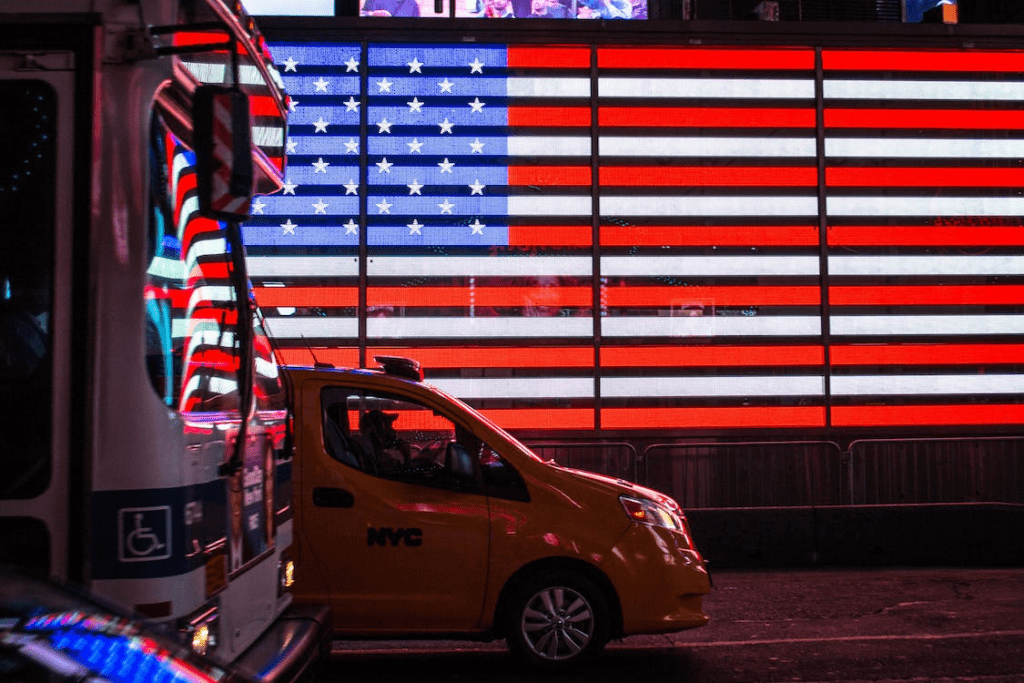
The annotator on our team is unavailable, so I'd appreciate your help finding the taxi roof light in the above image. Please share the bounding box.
[374,356,423,381]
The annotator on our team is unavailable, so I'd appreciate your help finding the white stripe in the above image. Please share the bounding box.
[824,79,1024,101]
[178,195,201,242]
[186,286,235,319]
[184,327,237,362]
[253,125,284,147]
[432,377,593,399]
[602,255,820,277]
[601,195,818,217]
[832,374,1024,396]
[603,375,824,398]
[508,195,592,216]
[263,316,359,339]
[247,256,360,278]
[369,316,593,339]
[829,254,1024,276]
[601,316,821,337]
[827,196,1024,217]
[600,136,817,158]
[147,256,184,281]
[368,255,592,277]
[186,238,229,278]
[599,77,815,99]
[181,61,227,85]
[508,77,590,98]
[832,315,1024,336]
[507,137,591,156]
[826,137,1024,159]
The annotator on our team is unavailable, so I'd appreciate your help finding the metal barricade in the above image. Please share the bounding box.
[523,441,638,482]
[640,441,845,509]
[848,436,1024,506]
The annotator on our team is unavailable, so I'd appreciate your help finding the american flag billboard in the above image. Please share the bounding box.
[244,41,1024,436]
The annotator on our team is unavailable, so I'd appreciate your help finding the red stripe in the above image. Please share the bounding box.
[509,166,591,186]
[365,286,592,308]
[279,347,361,368]
[830,285,1024,306]
[601,345,824,367]
[254,286,358,308]
[831,343,1024,366]
[602,406,825,429]
[597,47,815,70]
[603,286,820,307]
[601,166,817,188]
[509,107,590,127]
[827,167,1024,188]
[509,225,592,246]
[602,225,819,247]
[249,95,282,117]
[368,346,595,368]
[507,45,591,69]
[825,108,1024,130]
[828,225,1024,246]
[822,49,1024,72]
[831,404,1024,427]
[599,107,816,128]
[483,408,594,430]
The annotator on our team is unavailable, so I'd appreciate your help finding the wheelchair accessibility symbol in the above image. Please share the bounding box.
[118,506,172,562]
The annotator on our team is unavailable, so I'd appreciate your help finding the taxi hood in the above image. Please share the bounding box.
[547,462,679,508]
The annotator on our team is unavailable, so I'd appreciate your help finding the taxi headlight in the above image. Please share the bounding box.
[619,495,683,532]
[179,605,219,656]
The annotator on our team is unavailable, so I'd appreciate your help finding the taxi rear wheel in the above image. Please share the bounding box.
[504,570,610,669]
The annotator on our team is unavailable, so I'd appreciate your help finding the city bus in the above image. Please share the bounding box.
[0,0,328,678]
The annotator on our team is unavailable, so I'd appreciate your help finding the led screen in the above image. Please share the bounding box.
[246,41,1024,435]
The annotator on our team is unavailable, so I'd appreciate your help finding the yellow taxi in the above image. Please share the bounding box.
[286,356,710,668]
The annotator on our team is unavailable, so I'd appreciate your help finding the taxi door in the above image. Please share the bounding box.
[298,382,491,634]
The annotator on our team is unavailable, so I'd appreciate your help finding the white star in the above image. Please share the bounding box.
[282,180,297,195]
[469,97,486,113]
[470,219,485,235]
[286,139,298,154]
[313,77,329,92]
[408,57,424,73]
[469,179,485,195]
[345,56,360,72]
[376,117,393,134]
[438,78,454,93]
[287,97,298,112]
[312,157,329,173]
[344,138,359,154]
[376,157,393,173]
[376,77,393,93]
[251,198,266,215]
[345,179,359,195]
[313,117,329,133]
[344,96,360,113]
[469,58,484,73]
[312,198,329,214]
[281,219,297,235]
[438,118,454,134]
[407,179,424,195]
[407,97,424,113]
[282,56,298,72]
[344,219,359,235]
[438,199,455,214]
[407,138,424,154]
[376,198,393,214]
[407,219,423,234]
[438,158,455,173]
[470,138,485,154]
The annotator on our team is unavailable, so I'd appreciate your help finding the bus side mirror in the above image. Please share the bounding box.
[193,85,254,220]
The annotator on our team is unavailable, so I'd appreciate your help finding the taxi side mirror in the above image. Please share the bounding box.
[193,85,254,220]
[445,443,476,487]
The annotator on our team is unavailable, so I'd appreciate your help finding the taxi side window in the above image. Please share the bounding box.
[320,388,487,493]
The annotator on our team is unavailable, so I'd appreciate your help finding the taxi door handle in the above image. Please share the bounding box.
[312,487,354,508]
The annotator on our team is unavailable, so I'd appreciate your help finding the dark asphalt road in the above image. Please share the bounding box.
[318,566,1024,682]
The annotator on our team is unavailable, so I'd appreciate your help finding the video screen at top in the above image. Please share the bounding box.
[359,0,647,19]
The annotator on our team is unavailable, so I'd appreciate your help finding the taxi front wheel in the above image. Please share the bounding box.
[505,570,610,669]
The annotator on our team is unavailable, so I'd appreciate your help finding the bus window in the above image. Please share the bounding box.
[0,80,56,500]
[145,108,242,415]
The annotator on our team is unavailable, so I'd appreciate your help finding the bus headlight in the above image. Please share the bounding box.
[179,605,219,656]
[279,552,295,594]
